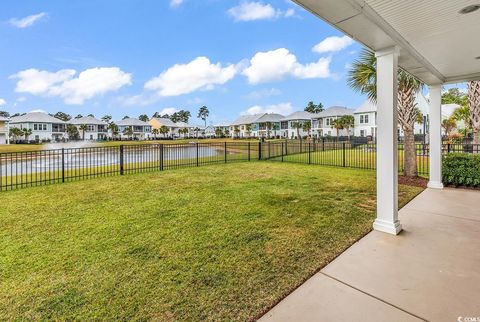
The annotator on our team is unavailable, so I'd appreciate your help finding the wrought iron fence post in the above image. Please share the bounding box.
[447,143,451,154]
[285,139,288,155]
[308,142,311,164]
[196,142,199,167]
[61,148,65,183]
[268,141,271,159]
[281,142,284,162]
[160,144,164,171]
[224,142,227,163]
[322,137,325,152]
[258,141,262,160]
[248,142,251,161]
[342,142,346,167]
[120,145,124,175]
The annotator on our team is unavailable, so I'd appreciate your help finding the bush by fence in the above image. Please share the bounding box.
[443,153,480,187]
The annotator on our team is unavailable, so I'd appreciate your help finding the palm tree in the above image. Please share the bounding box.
[339,115,354,140]
[66,124,80,140]
[108,123,119,139]
[245,124,252,138]
[79,124,88,140]
[272,123,280,138]
[348,48,423,177]
[291,121,303,139]
[22,128,33,141]
[442,117,457,137]
[9,127,23,142]
[215,127,223,138]
[302,121,312,138]
[467,81,480,144]
[233,126,240,138]
[159,125,169,138]
[152,128,159,139]
[331,119,344,140]
[123,126,134,139]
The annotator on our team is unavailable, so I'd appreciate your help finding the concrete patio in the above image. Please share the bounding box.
[260,188,480,322]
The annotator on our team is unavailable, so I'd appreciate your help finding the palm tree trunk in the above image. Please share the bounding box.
[468,81,480,146]
[403,129,417,177]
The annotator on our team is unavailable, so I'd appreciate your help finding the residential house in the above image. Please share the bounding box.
[116,118,152,140]
[312,106,354,137]
[250,113,284,138]
[10,112,67,142]
[175,121,194,138]
[149,117,177,138]
[229,114,263,138]
[281,111,317,139]
[0,116,9,144]
[70,116,108,141]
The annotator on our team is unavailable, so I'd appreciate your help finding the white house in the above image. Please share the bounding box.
[251,113,284,138]
[354,93,431,138]
[280,111,317,139]
[0,116,9,144]
[116,118,152,140]
[312,106,354,137]
[10,112,67,142]
[229,114,264,138]
[70,116,108,141]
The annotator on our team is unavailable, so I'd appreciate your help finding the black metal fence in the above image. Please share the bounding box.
[1,141,479,191]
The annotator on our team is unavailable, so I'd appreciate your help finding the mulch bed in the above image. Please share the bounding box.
[398,175,428,188]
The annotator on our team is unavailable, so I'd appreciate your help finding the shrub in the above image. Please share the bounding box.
[443,153,480,187]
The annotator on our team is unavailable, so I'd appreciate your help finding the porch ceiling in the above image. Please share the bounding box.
[293,0,480,84]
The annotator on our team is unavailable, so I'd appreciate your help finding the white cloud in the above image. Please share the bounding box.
[242,48,331,84]
[242,102,293,115]
[245,88,281,100]
[170,0,183,8]
[228,2,294,21]
[9,12,47,28]
[0,98,6,106]
[144,56,237,97]
[10,67,132,105]
[312,35,354,54]
[158,107,179,115]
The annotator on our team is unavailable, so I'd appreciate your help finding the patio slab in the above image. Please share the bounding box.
[259,188,480,321]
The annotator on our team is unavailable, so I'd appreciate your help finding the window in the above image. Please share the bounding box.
[360,114,369,124]
[365,115,369,123]
[360,130,365,137]
[87,125,95,132]
[360,115,364,123]
[33,123,47,131]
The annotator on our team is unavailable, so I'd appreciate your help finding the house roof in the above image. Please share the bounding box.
[175,121,192,128]
[0,116,9,122]
[230,114,264,126]
[10,112,65,124]
[116,118,150,126]
[315,106,354,118]
[70,116,106,125]
[255,113,285,123]
[282,111,317,121]
[151,117,177,127]
[354,93,430,114]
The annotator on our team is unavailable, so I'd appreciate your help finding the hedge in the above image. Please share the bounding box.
[443,153,480,187]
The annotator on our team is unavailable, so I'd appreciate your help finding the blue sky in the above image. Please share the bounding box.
[0,0,368,125]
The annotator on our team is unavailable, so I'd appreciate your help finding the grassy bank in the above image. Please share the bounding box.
[0,162,423,320]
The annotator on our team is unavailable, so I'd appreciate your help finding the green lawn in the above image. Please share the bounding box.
[0,162,423,321]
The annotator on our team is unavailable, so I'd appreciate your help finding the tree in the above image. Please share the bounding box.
[302,121,312,137]
[74,114,83,119]
[101,115,112,123]
[331,119,344,139]
[305,101,324,113]
[79,124,88,140]
[347,48,423,177]
[442,117,457,137]
[152,128,159,139]
[453,105,473,135]
[272,123,279,138]
[0,111,9,118]
[87,114,95,118]
[197,106,209,127]
[193,127,201,138]
[108,123,119,139]
[338,115,354,140]
[233,126,240,138]
[123,126,133,139]
[9,127,23,142]
[245,124,252,138]
[54,112,71,122]
[442,88,468,106]
[66,124,80,140]
[159,125,169,138]
[170,110,191,123]
[291,121,303,139]
[467,81,480,145]
[122,115,130,120]
[22,128,33,141]
[139,114,149,122]
[215,127,224,138]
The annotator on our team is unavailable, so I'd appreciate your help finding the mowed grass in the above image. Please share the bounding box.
[0,162,423,321]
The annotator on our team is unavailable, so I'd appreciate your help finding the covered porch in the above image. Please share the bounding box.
[260,188,480,321]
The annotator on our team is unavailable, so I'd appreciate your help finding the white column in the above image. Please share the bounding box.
[6,121,10,144]
[428,85,444,189]
[373,47,402,235]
